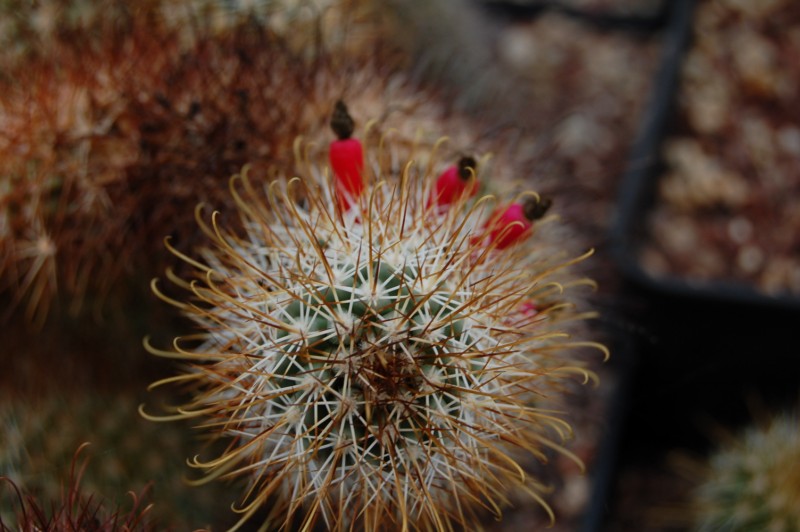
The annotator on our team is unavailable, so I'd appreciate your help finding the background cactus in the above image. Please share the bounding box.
[0,0,516,327]
[691,410,800,532]
[1,443,154,530]
[143,101,606,530]
[0,388,235,528]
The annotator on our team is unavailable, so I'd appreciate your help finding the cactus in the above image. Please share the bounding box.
[0,443,154,531]
[692,411,800,532]
[0,391,233,529]
[143,101,606,530]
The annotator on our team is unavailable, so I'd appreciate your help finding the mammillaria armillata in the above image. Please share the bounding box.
[142,101,607,531]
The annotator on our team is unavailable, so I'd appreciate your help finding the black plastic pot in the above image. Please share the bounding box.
[578,334,636,532]
[608,0,800,459]
[477,0,669,33]
[469,2,696,529]
[603,2,800,527]
[611,0,800,313]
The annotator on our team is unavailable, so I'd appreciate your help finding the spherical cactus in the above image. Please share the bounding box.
[692,411,800,532]
[143,100,606,530]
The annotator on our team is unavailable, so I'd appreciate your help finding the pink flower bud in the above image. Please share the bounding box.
[428,156,478,208]
[329,137,364,210]
[486,196,551,249]
[488,203,531,249]
[329,100,364,211]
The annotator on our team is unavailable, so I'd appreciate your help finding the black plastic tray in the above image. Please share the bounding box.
[610,0,800,313]
[607,0,800,492]
[578,334,635,532]
[477,0,669,33]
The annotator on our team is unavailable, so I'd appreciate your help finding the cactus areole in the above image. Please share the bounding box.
[144,101,604,531]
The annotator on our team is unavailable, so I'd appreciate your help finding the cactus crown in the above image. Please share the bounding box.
[144,106,604,531]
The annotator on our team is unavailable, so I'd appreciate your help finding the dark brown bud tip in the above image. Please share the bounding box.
[457,156,478,181]
[331,100,355,140]
[523,196,552,221]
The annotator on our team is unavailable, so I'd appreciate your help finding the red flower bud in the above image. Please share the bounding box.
[329,137,364,210]
[329,101,364,211]
[487,203,531,249]
[486,196,551,249]
[428,156,478,208]
[519,301,538,317]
